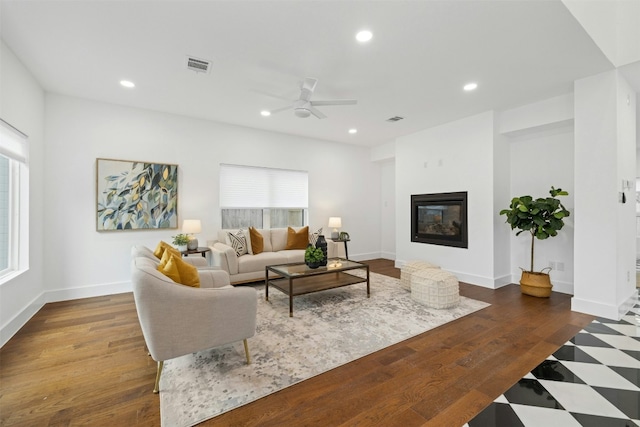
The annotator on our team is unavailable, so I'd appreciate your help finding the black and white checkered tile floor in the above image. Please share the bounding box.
[466,300,640,427]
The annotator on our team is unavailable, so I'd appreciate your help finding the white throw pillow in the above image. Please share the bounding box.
[309,227,323,246]
[227,230,248,257]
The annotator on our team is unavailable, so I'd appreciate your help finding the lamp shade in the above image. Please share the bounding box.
[182,219,202,234]
[328,217,342,228]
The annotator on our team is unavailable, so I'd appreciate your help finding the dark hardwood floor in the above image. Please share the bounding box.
[0,259,593,426]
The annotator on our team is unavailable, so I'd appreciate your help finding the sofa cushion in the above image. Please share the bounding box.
[228,230,249,257]
[280,249,306,264]
[157,253,201,287]
[270,228,287,251]
[286,226,309,250]
[237,252,288,274]
[249,227,264,254]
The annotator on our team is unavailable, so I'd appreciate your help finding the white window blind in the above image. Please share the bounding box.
[0,119,28,164]
[220,164,308,208]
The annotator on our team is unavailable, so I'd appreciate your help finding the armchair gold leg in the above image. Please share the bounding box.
[243,339,251,365]
[153,361,164,394]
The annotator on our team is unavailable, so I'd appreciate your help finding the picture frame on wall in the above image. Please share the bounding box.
[96,158,178,231]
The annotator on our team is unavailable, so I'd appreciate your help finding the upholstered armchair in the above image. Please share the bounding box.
[131,256,257,393]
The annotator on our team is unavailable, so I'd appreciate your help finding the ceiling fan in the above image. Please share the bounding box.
[266,77,357,119]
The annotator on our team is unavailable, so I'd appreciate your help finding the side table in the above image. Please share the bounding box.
[180,247,211,258]
[331,238,350,260]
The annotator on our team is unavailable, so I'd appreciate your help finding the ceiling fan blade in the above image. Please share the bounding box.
[310,99,358,106]
[250,88,294,102]
[268,104,293,114]
[299,77,318,102]
[308,106,327,119]
[301,77,318,93]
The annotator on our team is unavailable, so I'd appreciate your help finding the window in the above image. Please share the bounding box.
[219,164,308,229]
[0,119,27,279]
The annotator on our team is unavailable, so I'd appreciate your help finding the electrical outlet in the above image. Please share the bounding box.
[557,262,564,272]
[548,261,555,270]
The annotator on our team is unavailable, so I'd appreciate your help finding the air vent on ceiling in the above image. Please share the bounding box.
[386,116,404,122]
[185,56,212,74]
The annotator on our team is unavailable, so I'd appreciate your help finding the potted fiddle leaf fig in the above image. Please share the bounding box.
[499,186,570,297]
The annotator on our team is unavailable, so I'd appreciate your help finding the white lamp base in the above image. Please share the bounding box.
[187,238,199,250]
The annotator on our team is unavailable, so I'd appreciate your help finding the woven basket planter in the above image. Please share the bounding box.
[410,269,459,309]
[400,260,440,291]
[520,271,552,298]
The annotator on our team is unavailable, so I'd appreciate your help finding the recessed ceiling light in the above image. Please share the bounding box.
[120,80,135,88]
[463,82,478,91]
[260,110,271,117]
[356,30,373,43]
[348,128,358,134]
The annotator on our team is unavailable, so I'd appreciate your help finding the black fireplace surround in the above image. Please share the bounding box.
[411,191,468,248]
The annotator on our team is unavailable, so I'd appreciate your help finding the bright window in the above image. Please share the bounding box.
[0,119,28,279]
[219,164,308,229]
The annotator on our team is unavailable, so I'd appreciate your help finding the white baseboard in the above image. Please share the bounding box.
[571,288,638,320]
[619,289,639,319]
[350,252,381,262]
[394,259,510,289]
[45,281,132,303]
[1,292,46,348]
[379,251,395,260]
[1,281,132,348]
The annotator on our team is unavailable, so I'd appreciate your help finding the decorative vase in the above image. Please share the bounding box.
[519,271,552,297]
[177,245,187,252]
[306,261,321,269]
[315,235,328,266]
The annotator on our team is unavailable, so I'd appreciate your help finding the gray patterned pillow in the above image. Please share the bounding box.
[227,230,248,257]
[309,227,323,246]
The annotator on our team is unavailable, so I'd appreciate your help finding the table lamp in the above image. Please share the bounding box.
[328,217,342,239]
[182,219,202,250]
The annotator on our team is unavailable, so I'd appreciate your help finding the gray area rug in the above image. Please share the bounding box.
[160,272,490,426]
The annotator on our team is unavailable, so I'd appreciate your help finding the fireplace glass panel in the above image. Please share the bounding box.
[411,192,468,248]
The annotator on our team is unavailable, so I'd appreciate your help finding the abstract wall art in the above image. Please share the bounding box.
[96,158,178,231]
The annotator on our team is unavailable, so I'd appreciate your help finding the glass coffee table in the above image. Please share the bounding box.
[265,259,370,317]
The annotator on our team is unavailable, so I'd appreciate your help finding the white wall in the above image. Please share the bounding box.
[379,159,395,260]
[395,111,502,287]
[0,41,46,346]
[616,73,637,307]
[41,94,381,299]
[507,125,575,293]
[573,69,637,319]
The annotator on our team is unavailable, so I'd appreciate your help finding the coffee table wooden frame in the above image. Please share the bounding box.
[265,259,370,317]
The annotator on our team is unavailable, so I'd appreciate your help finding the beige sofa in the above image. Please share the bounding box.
[130,246,257,393]
[208,228,339,284]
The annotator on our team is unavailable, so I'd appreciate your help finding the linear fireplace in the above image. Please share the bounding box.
[411,191,468,248]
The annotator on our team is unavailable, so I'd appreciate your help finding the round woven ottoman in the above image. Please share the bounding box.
[400,260,440,291]
[410,269,460,309]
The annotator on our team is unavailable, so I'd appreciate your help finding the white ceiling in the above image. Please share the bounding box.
[0,0,621,147]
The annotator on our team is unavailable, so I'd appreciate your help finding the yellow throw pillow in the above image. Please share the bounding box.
[286,226,309,250]
[249,227,264,255]
[157,248,174,269]
[158,254,181,283]
[157,253,201,288]
[153,241,180,259]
